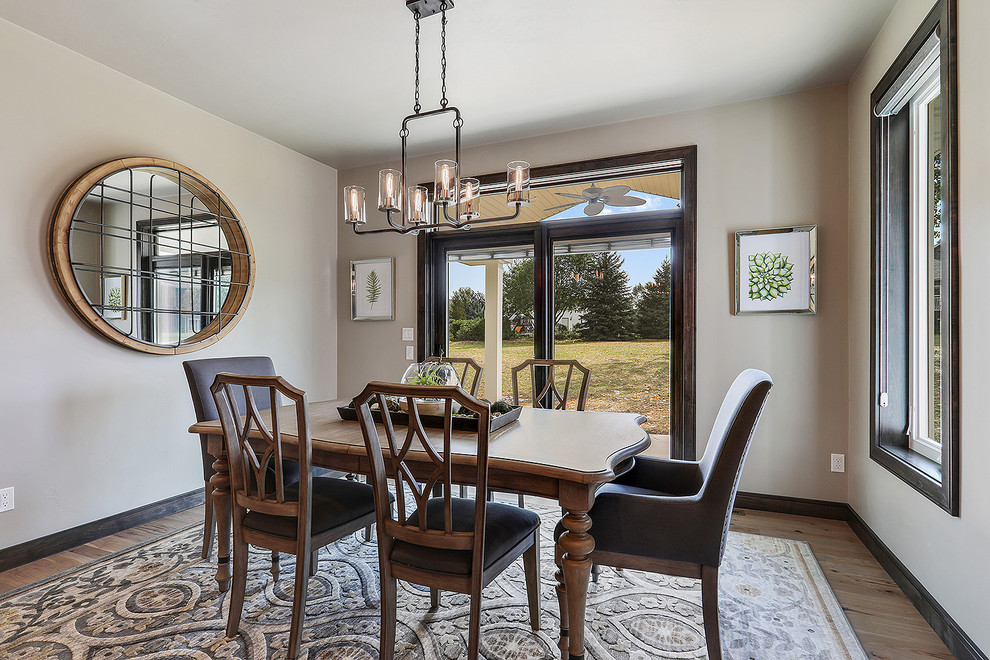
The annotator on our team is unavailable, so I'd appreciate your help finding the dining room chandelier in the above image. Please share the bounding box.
[344,0,530,235]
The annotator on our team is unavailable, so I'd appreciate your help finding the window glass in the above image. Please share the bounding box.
[437,171,681,229]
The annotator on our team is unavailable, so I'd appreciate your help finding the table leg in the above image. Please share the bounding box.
[209,444,232,593]
[554,542,569,659]
[558,506,594,660]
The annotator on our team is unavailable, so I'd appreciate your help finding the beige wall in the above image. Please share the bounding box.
[848,0,990,651]
[0,19,338,548]
[338,84,851,502]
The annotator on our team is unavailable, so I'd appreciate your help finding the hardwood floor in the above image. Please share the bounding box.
[0,504,953,659]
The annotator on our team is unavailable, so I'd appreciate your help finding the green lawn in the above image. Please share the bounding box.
[448,338,670,434]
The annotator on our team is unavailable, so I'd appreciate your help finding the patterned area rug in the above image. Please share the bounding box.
[0,506,866,660]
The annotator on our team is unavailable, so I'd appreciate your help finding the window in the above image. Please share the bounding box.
[871,0,958,514]
[418,147,698,458]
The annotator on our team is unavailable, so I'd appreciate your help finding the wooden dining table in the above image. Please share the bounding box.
[190,400,649,660]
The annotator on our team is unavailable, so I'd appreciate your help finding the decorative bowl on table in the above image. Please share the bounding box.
[398,361,461,415]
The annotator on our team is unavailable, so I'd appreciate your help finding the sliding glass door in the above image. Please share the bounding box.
[424,217,683,454]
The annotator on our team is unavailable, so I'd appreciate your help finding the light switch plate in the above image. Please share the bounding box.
[405,345,415,360]
[402,327,414,341]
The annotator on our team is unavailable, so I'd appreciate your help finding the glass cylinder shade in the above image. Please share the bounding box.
[506,161,531,206]
[434,159,458,205]
[459,177,481,221]
[406,185,431,226]
[378,169,401,212]
[343,185,366,224]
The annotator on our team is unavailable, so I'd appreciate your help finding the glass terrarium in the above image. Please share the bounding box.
[399,361,462,415]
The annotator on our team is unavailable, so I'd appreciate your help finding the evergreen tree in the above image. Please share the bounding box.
[635,257,672,339]
[448,286,485,320]
[575,252,637,341]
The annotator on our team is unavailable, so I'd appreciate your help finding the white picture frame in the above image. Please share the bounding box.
[734,225,817,315]
[102,275,127,320]
[351,257,394,321]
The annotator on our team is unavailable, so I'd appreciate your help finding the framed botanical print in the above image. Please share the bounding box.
[351,257,394,321]
[735,225,817,315]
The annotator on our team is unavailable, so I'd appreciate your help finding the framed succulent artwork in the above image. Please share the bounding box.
[351,257,394,321]
[734,225,817,315]
[102,275,127,320]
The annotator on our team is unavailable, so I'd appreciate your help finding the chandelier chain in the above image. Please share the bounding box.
[413,12,422,114]
[439,1,448,108]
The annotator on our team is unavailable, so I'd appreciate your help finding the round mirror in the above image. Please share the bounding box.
[48,157,254,354]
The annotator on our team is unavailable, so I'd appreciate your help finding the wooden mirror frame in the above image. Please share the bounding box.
[48,157,255,354]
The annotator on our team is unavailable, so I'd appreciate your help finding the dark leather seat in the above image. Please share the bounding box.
[244,477,378,539]
[391,497,540,575]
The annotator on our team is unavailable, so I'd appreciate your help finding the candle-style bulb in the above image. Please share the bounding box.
[459,177,481,221]
[506,161,531,206]
[378,169,401,212]
[343,185,366,224]
[434,159,458,205]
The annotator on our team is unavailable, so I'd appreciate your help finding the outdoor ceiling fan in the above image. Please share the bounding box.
[543,183,647,216]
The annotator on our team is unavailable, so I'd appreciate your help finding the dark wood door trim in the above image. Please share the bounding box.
[419,145,698,459]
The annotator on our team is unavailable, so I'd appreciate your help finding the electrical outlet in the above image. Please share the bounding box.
[830,454,845,473]
[402,327,414,341]
[405,345,415,360]
[0,487,13,512]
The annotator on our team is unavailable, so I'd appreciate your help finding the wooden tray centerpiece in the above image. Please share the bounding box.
[337,400,521,432]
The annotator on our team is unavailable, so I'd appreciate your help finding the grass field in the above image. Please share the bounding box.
[448,338,670,433]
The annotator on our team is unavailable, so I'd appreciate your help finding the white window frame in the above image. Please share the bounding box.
[907,65,942,465]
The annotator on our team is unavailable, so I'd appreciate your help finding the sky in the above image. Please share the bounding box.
[449,247,671,293]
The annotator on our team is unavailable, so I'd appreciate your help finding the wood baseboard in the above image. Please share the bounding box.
[0,489,204,573]
[735,490,850,520]
[736,491,987,660]
[845,507,988,660]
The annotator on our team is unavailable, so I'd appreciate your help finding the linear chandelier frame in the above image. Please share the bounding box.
[344,0,529,236]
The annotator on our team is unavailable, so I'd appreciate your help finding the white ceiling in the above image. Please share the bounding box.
[0,0,895,170]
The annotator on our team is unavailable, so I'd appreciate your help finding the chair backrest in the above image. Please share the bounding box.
[353,382,490,560]
[183,356,278,482]
[425,356,483,396]
[697,369,773,564]
[511,358,591,410]
[211,373,312,534]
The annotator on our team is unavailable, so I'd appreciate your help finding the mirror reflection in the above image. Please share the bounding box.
[52,159,253,353]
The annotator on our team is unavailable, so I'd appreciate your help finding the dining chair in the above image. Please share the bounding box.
[353,381,542,660]
[509,358,591,507]
[183,356,348,558]
[426,356,483,498]
[211,373,377,660]
[554,368,773,660]
[425,356,483,396]
[510,357,591,412]
[184,356,279,559]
